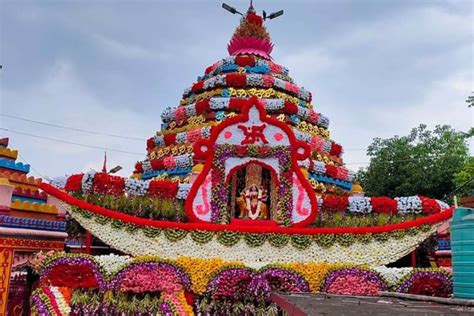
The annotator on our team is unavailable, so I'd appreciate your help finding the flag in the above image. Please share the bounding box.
[102,151,107,173]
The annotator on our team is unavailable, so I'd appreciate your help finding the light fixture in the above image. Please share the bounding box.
[222,3,243,16]
[109,166,123,174]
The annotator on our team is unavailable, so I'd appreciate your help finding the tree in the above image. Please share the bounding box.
[453,156,474,198]
[358,124,471,200]
[467,92,474,108]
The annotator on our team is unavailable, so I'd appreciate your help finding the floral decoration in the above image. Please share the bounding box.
[31,286,71,316]
[396,269,452,297]
[320,267,388,296]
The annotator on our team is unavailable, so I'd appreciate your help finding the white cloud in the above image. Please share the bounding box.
[2,60,156,178]
[92,34,168,61]
[332,70,473,171]
[279,48,344,79]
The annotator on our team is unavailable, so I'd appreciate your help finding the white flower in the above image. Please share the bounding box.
[175,132,187,144]
[175,154,193,169]
[273,78,286,89]
[177,183,191,199]
[81,171,96,193]
[297,106,309,120]
[294,130,312,143]
[50,176,67,189]
[318,115,330,128]
[185,104,197,117]
[348,197,372,214]
[396,196,422,214]
[246,74,263,86]
[125,178,149,196]
[312,161,326,174]
[264,99,284,111]
[209,97,230,110]
[154,135,165,147]
[298,159,311,169]
[373,266,412,287]
[96,253,132,275]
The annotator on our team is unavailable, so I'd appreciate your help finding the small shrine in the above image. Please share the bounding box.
[0,138,67,314]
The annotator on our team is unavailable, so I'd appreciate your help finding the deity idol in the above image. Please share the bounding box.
[236,184,268,220]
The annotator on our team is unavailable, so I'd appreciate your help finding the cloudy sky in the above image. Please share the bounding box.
[1,0,472,180]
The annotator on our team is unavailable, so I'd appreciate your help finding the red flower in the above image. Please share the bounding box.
[409,276,450,297]
[235,55,255,67]
[371,197,398,215]
[65,174,83,192]
[323,195,349,212]
[235,146,248,157]
[149,180,178,198]
[284,101,298,115]
[330,143,343,157]
[91,173,125,196]
[226,73,247,87]
[258,146,271,156]
[229,98,247,111]
[325,165,338,179]
[134,162,144,173]
[246,13,263,26]
[163,133,177,146]
[151,159,164,170]
[205,65,214,74]
[184,291,195,306]
[420,196,441,214]
[44,265,98,288]
[195,99,210,114]
[146,137,155,150]
[191,81,204,93]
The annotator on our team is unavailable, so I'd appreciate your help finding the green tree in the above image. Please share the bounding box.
[467,92,474,107]
[453,156,474,198]
[358,124,471,199]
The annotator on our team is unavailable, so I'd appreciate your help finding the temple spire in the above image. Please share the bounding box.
[227,3,273,59]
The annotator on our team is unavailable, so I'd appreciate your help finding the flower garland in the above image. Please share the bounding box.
[56,172,451,222]
[186,73,311,104]
[31,287,71,316]
[160,97,326,130]
[58,172,189,200]
[201,55,291,84]
[62,206,443,267]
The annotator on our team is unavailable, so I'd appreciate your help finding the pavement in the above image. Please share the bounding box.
[271,293,474,315]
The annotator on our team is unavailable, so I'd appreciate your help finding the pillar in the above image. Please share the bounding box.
[0,248,14,316]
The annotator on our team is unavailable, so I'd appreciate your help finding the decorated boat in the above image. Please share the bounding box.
[42,4,453,268]
[25,4,457,315]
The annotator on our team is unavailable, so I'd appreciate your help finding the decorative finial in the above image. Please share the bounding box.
[248,0,255,14]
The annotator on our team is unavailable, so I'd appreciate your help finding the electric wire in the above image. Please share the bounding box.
[1,127,144,156]
[0,113,146,141]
